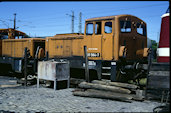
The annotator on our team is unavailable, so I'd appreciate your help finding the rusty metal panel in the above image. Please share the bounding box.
[38,60,70,81]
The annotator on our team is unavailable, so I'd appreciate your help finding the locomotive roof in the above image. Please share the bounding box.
[86,14,145,23]
[0,28,29,37]
[2,38,45,41]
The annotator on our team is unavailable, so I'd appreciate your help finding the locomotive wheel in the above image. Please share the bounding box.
[116,71,141,86]
[38,48,45,59]
[116,71,129,83]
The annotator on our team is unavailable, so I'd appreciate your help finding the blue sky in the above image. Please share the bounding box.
[0,1,169,42]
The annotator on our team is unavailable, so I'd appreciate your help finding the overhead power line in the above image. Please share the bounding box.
[0,19,9,28]
[17,3,168,21]
[83,3,168,15]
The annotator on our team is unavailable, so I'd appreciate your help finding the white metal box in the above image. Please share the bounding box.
[37,60,70,90]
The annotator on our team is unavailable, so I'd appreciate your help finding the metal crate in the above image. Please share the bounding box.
[37,60,70,90]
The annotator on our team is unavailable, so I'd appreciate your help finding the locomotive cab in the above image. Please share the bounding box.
[45,14,150,82]
[84,15,148,61]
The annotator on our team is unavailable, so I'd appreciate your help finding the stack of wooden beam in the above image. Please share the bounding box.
[72,79,144,102]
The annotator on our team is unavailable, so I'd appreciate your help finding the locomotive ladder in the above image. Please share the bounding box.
[101,62,112,80]
[101,61,117,82]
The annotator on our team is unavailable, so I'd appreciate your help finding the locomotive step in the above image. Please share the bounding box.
[101,73,111,76]
[27,65,32,68]
[102,67,111,69]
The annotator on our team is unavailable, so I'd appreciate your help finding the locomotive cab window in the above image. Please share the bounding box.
[95,22,102,35]
[105,22,112,34]
[120,21,131,32]
[136,23,146,36]
[86,23,93,35]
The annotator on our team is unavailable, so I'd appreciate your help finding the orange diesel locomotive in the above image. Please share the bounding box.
[45,14,149,82]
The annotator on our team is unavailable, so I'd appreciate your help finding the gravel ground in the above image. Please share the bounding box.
[0,75,162,112]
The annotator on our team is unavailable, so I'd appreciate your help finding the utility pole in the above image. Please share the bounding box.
[14,13,16,30]
[71,11,74,33]
[13,13,17,39]
[78,12,82,34]
[66,11,75,33]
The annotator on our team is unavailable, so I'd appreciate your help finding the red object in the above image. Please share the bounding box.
[157,13,170,63]
[158,14,170,48]
[157,56,170,63]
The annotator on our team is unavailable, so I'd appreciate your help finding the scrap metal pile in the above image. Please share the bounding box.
[72,79,145,103]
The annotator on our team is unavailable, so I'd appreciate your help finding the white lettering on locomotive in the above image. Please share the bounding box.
[87,53,100,57]
[88,48,98,50]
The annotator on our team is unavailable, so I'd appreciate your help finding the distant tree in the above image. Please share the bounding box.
[150,40,158,61]
[151,40,158,49]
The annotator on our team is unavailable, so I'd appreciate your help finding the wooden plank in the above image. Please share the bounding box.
[73,89,132,103]
[0,84,22,88]
[87,89,133,99]
[92,80,139,90]
[78,82,131,94]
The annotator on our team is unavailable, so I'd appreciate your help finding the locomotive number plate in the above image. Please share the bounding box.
[87,53,100,57]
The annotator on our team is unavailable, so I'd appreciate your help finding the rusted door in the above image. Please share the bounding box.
[119,17,147,60]
[119,18,137,60]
